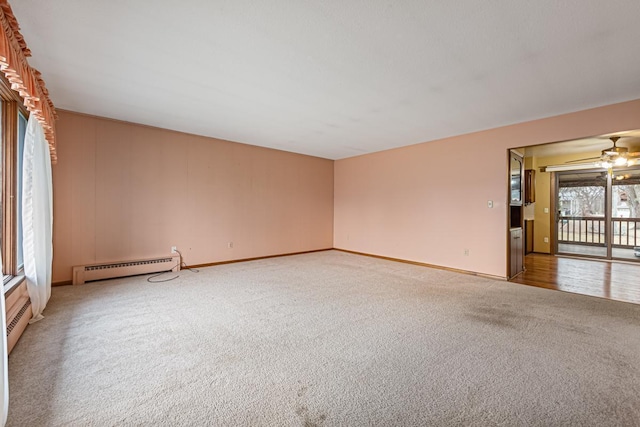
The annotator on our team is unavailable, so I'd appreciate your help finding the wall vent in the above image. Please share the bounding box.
[72,254,180,285]
[6,281,32,354]
[7,299,30,337]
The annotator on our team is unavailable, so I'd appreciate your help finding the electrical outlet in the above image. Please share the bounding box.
[487,200,493,208]
[544,207,549,214]
[228,242,233,249]
[171,246,177,253]
[464,249,469,256]
[544,237,549,243]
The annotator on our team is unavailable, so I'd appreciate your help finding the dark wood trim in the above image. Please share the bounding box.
[2,101,18,275]
[525,220,534,254]
[524,169,535,204]
[508,150,525,278]
[549,171,557,255]
[605,170,613,259]
[506,150,512,277]
[334,248,506,281]
[183,248,333,269]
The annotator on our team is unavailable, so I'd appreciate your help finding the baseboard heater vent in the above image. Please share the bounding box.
[72,254,180,285]
[6,280,32,354]
[7,299,31,336]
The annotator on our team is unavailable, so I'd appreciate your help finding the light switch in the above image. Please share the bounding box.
[544,207,549,213]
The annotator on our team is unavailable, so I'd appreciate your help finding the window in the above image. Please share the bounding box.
[0,100,2,267]
[0,74,30,286]
[16,112,26,272]
[556,168,640,260]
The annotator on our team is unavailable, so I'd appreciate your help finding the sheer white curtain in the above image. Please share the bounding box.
[0,257,8,426]
[22,115,53,322]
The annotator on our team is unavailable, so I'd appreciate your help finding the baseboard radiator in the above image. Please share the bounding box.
[72,254,180,285]
[6,280,32,354]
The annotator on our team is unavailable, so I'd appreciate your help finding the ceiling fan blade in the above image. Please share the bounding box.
[566,156,601,163]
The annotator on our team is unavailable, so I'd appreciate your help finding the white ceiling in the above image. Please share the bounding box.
[12,0,640,159]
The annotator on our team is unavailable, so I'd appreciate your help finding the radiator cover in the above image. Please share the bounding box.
[72,254,180,285]
[6,280,32,354]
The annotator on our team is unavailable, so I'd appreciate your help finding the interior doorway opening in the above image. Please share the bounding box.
[507,130,640,301]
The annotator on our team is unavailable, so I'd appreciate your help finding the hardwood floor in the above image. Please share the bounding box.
[510,253,640,304]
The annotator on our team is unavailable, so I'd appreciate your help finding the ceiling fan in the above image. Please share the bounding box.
[566,136,640,168]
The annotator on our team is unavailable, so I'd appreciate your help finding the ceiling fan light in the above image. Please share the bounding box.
[600,161,612,169]
[603,147,626,156]
[614,156,628,166]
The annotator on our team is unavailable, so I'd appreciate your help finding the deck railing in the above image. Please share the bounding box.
[612,218,640,247]
[557,216,640,247]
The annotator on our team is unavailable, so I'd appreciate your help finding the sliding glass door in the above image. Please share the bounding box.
[611,167,640,260]
[557,171,608,257]
[556,167,640,261]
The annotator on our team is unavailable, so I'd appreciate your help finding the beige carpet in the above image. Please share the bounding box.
[7,250,640,426]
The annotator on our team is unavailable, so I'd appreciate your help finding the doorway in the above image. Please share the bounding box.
[555,167,640,261]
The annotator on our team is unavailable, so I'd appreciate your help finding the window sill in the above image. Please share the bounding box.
[3,275,25,295]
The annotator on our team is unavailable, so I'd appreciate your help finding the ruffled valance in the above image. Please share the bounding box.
[0,0,56,162]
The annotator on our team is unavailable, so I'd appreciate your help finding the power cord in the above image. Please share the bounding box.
[146,265,180,283]
[146,249,199,283]
[176,249,199,273]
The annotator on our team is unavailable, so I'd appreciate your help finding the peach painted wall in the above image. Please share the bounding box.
[52,111,334,283]
[334,99,640,278]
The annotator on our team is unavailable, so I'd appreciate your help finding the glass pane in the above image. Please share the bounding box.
[611,167,640,261]
[557,171,607,257]
[17,113,26,270]
[0,102,2,260]
[510,156,522,203]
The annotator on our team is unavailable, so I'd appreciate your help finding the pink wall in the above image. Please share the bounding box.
[53,99,640,283]
[52,111,334,283]
[334,99,640,278]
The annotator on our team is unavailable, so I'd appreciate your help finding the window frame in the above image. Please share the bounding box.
[0,72,30,288]
[16,111,27,273]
